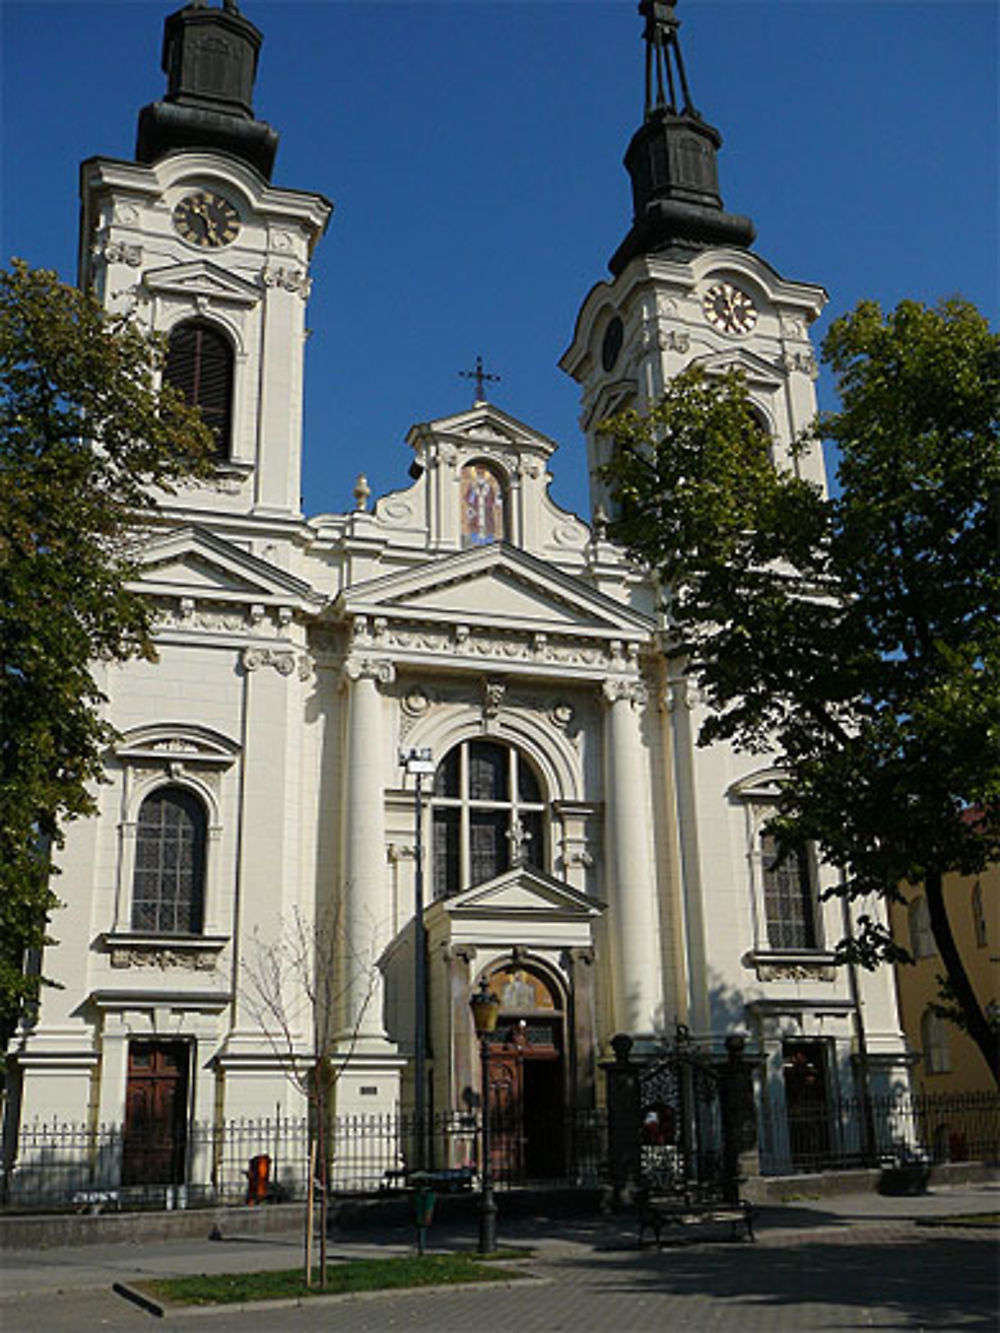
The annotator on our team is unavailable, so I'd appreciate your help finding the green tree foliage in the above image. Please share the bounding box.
[601,298,1000,1082]
[0,260,215,1050]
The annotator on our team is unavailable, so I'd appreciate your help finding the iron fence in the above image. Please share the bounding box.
[1,1105,608,1211]
[780,1090,1000,1174]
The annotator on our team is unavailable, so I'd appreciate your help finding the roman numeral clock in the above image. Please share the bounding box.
[172,191,241,249]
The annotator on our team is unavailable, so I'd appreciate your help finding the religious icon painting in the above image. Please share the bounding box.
[460,462,506,547]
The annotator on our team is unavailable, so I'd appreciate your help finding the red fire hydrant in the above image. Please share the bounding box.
[246,1154,271,1205]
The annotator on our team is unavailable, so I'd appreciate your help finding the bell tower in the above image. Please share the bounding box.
[79,0,331,529]
[560,0,828,518]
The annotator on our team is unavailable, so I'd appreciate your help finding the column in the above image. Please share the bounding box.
[562,946,598,1109]
[602,678,663,1036]
[443,945,478,1110]
[339,657,394,1047]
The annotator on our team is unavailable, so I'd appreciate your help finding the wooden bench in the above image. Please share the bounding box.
[637,1188,754,1247]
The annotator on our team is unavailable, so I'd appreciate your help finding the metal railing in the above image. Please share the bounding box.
[1,1105,608,1211]
[778,1090,1000,1175]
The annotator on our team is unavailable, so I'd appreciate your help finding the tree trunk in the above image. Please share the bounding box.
[316,1084,328,1288]
[923,866,999,1086]
[304,1137,316,1287]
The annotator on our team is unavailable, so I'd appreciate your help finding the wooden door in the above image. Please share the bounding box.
[487,1025,565,1182]
[122,1041,189,1186]
[487,1047,524,1181]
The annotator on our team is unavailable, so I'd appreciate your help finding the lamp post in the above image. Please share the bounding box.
[399,746,434,1252]
[470,977,501,1255]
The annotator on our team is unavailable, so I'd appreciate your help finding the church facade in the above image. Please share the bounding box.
[6,1,910,1189]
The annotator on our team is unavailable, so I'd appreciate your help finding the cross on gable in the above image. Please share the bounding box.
[459,355,500,404]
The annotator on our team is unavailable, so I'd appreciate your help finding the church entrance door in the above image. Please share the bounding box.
[122,1040,190,1187]
[484,964,566,1183]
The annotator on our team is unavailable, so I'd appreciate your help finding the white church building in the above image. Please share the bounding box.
[5,0,909,1193]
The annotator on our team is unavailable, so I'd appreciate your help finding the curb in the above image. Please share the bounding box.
[112,1272,548,1319]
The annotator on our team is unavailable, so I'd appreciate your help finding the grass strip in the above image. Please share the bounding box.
[143,1253,529,1306]
[915,1212,999,1229]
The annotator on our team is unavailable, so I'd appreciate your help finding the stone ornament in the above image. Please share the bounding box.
[101,241,143,267]
[601,677,647,708]
[342,656,396,686]
[261,264,311,298]
[109,946,218,971]
[241,646,296,675]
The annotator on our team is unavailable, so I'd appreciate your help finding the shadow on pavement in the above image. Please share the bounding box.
[540,1230,998,1330]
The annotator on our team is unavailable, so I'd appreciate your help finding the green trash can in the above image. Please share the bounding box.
[410,1172,437,1228]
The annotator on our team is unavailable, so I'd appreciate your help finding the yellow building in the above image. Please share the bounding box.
[890,865,998,1159]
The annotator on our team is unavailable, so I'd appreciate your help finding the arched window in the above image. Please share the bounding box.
[760,833,818,949]
[431,741,545,898]
[132,786,207,934]
[921,1008,951,1075]
[460,462,506,547]
[908,896,935,959]
[164,319,234,458]
[972,881,988,948]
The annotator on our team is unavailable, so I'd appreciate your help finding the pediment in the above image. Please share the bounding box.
[693,348,788,390]
[438,867,606,921]
[116,723,240,765]
[131,526,320,608]
[407,404,557,457]
[143,261,260,306]
[338,542,652,639]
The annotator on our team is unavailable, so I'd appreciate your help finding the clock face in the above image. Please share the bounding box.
[173,191,240,249]
[702,282,758,335]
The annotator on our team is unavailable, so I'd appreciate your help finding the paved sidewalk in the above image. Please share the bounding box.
[1,1182,996,1331]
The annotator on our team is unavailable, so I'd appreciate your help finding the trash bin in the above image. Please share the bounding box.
[410,1172,437,1228]
[246,1153,271,1205]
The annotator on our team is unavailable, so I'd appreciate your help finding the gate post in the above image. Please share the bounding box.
[603,1033,642,1206]
[720,1034,754,1203]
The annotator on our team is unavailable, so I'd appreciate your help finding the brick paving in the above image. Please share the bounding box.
[1,1185,997,1331]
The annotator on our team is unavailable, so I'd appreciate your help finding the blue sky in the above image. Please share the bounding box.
[2,0,997,522]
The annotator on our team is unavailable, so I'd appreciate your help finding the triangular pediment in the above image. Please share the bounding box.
[407,403,557,457]
[338,542,652,639]
[143,261,260,306]
[694,348,788,389]
[131,526,321,608]
[435,867,606,921]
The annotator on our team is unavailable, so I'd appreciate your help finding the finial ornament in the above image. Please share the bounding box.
[639,0,697,118]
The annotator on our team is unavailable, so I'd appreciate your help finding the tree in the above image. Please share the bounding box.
[600,297,1000,1083]
[242,897,379,1288]
[0,260,215,1051]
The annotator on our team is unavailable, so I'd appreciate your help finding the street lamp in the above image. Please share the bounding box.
[470,976,501,1254]
[399,745,434,1245]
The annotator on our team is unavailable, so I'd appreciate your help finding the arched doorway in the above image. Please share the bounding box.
[481,962,565,1182]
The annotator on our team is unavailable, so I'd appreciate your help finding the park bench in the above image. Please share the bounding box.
[637,1184,754,1247]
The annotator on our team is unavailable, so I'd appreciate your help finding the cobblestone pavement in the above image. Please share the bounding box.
[2,1186,997,1331]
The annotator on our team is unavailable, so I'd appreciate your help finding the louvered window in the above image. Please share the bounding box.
[164,320,233,458]
[132,787,207,934]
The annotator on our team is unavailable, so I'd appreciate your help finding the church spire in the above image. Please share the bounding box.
[609,0,755,276]
[135,1,279,181]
